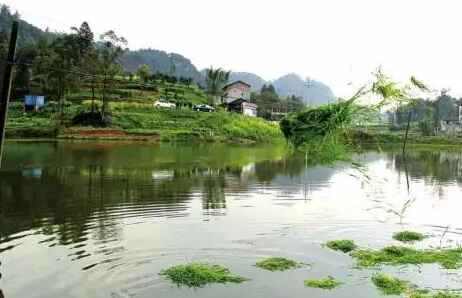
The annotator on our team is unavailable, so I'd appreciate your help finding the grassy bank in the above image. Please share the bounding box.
[5,101,283,143]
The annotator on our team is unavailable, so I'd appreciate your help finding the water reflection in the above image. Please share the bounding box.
[1,142,462,298]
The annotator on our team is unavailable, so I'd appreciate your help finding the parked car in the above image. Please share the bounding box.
[154,100,176,109]
[193,104,215,112]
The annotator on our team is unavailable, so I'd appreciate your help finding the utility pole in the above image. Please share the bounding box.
[0,21,19,167]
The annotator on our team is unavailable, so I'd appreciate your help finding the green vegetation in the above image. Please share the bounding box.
[304,277,341,289]
[393,231,426,242]
[160,263,248,287]
[205,67,230,105]
[371,273,408,295]
[326,240,357,253]
[352,245,462,269]
[410,290,462,298]
[255,257,300,271]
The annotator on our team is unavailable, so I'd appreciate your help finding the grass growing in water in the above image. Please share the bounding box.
[160,263,248,287]
[326,240,357,253]
[371,273,408,295]
[410,290,462,298]
[393,231,426,242]
[255,257,300,271]
[304,277,341,289]
[352,246,462,269]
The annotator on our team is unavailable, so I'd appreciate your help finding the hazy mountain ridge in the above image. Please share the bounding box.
[120,49,204,83]
[230,72,336,106]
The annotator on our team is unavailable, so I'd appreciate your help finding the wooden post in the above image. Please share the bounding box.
[0,21,19,167]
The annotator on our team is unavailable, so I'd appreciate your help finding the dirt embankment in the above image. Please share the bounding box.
[60,128,160,141]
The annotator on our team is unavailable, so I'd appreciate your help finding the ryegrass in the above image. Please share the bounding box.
[352,245,462,269]
[326,240,357,253]
[255,257,300,271]
[159,262,248,287]
[393,231,426,242]
[371,273,408,295]
[304,277,341,289]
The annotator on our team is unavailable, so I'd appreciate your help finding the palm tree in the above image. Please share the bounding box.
[205,67,230,105]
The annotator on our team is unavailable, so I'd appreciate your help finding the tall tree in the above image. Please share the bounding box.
[97,30,127,121]
[205,67,230,105]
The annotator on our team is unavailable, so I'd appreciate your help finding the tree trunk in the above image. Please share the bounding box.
[402,111,412,155]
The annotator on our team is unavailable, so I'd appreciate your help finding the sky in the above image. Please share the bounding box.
[4,0,462,98]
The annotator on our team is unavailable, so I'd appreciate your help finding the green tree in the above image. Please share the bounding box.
[136,64,151,83]
[96,30,127,121]
[205,67,230,105]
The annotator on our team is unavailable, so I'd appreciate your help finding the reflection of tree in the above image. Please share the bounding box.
[392,150,462,185]
[202,171,226,212]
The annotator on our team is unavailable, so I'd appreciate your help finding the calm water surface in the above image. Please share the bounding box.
[1,141,462,298]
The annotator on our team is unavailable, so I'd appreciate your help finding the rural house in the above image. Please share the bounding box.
[223,81,257,117]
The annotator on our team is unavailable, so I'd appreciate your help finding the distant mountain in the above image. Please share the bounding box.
[273,74,335,106]
[0,4,54,46]
[229,72,266,92]
[120,49,204,83]
[230,72,336,106]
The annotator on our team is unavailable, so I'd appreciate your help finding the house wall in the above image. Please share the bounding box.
[224,83,250,103]
[242,103,257,117]
[440,120,462,135]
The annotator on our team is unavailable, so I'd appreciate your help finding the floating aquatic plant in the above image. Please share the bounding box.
[304,276,341,289]
[326,240,357,253]
[255,257,300,271]
[393,231,426,242]
[352,246,462,269]
[160,262,248,287]
[371,273,408,295]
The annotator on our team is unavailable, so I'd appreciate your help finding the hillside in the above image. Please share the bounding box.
[0,4,54,46]
[120,49,204,83]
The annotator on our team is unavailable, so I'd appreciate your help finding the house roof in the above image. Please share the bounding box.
[223,80,251,90]
[227,98,257,108]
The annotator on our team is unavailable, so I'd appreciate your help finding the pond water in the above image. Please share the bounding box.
[1,141,462,298]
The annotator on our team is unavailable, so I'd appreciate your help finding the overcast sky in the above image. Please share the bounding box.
[4,0,462,98]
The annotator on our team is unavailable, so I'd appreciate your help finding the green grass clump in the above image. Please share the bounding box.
[371,273,408,295]
[304,277,341,289]
[352,245,462,269]
[410,291,462,298]
[255,257,300,271]
[160,262,248,287]
[326,240,357,253]
[393,231,426,242]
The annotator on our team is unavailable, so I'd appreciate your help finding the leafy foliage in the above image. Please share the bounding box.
[160,263,248,287]
[205,67,230,105]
